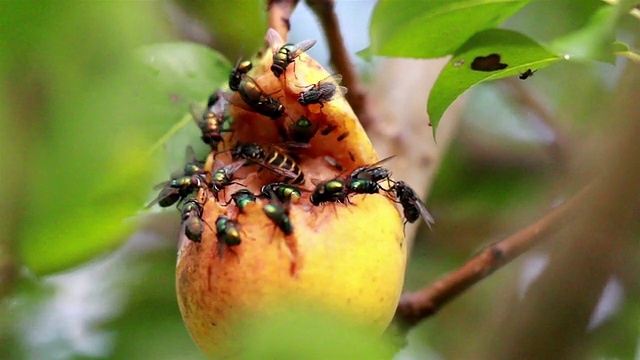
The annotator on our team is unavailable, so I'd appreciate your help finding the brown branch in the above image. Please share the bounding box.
[305,0,378,129]
[394,184,591,329]
[267,0,299,42]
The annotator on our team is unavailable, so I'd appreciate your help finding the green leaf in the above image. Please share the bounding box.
[428,29,562,136]
[136,43,231,162]
[551,5,617,63]
[0,4,230,275]
[0,3,167,275]
[364,0,531,59]
[613,41,640,64]
[173,0,266,60]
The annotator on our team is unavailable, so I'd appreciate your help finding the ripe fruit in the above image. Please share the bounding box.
[176,31,406,359]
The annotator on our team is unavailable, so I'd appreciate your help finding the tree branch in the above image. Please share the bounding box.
[394,184,591,329]
[305,0,378,129]
[267,0,299,42]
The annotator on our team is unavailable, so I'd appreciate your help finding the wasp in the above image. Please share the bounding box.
[215,215,241,259]
[261,182,303,204]
[390,181,435,228]
[266,29,317,78]
[210,160,245,198]
[228,189,257,212]
[189,91,232,149]
[348,156,394,184]
[181,198,208,243]
[224,74,284,119]
[229,58,253,91]
[230,143,305,184]
[287,116,318,143]
[310,179,349,206]
[297,74,347,107]
[519,68,536,80]
[147,173,207,208]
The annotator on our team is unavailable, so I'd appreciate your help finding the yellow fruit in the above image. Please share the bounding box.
[176,30,406,359]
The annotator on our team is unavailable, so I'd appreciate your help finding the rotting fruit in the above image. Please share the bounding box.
[170,29,414,359]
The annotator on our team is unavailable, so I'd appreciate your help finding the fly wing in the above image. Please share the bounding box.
[290,39,317,58]
[368,155,396,168]
[223,159,248,176]
[266,28,285,53]
[221,91,255,113]
[413,199,435,229]
[319,74,342,85]
[254,161,300,180]
[146,186,178,208]
[189,102,206,126]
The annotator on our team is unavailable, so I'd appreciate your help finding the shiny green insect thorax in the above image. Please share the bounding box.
[288,116,317,143]
[263,203,293,235]
[215,216,241,246]
[231,189,257,211]
[347,179,379,194]
[325,180,345,193]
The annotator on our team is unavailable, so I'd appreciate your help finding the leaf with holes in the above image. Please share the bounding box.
[363,0,531,59]
[428,29,562,136]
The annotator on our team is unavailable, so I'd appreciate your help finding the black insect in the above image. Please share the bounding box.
[261,182,302,204]
[224,74,285,119]
[167,146,206,180]
[147,173,207,208]
[181,199,207,243]
[297,75,347,107]
[229,58,253,91]
[230,143,305,184]
[471,54,508,72]
[228,189,257,212]
[215,215,241,259]
[519,68,536,80]
[310,179,349,206]
[347,178,379,196]
[348,156,394,184]
[262,189,294,236]
[267,28,317,78]
[210,160,245,198]
[391,181,435,228]
[287,116,318,143]
[189,91,231,149]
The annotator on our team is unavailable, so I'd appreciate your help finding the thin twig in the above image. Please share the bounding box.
[267,0,299,42]
[502,78,570,168]
[305,0,378,129]
[394,185,591,330]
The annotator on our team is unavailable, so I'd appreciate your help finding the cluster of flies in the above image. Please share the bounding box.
[147,30,433,257]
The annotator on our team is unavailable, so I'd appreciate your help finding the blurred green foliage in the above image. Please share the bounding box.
[365,0,531,58]
[1,1,639,359]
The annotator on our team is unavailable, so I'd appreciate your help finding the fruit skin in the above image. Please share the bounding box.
[176,32,406,359]
[176,194,406,359]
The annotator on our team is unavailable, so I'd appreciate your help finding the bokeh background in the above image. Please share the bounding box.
[1,1,639,359]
